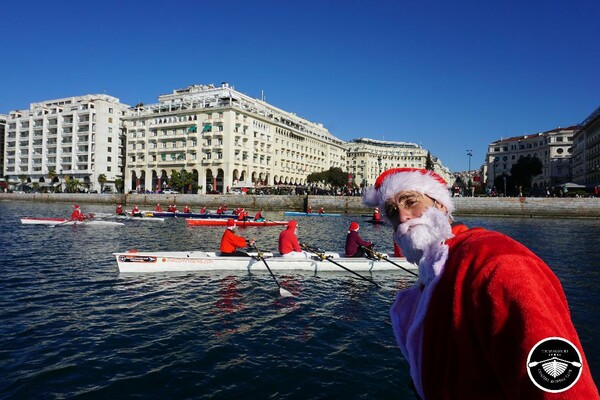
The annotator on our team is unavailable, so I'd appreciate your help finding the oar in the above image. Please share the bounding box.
[252,246,293,297]
[301,244,381,287]
[50,219,73,228]
[360,245,418,277]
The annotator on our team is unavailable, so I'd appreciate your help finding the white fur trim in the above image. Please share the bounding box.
[363,170,454,215]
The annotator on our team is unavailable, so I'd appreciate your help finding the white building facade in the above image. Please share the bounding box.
[485,126,575,189]
[571,106,600,186]
[4,95,129,192]
[124,83,347,194]
[345,138,454,188]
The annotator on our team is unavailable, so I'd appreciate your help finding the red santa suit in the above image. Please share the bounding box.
[391,226,598,399]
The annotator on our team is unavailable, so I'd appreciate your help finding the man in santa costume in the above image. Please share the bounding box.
[364,167,598,399]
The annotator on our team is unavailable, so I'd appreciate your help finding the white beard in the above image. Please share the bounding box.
[394,207,453,265]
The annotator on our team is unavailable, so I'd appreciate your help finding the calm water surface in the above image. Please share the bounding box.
[0,201,598,399]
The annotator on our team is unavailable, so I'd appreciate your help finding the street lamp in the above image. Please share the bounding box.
[466,149,473,172]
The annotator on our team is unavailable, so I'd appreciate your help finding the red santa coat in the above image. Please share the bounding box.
[414,227,598,399]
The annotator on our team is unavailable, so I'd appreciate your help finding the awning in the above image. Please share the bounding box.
[188,125,197,133]
[202,124,212,132]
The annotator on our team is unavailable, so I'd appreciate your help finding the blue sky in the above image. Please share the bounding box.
[2,0,599,172]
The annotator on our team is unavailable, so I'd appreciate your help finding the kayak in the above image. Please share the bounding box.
[186,219,288,227]
[21,217,124,226]
[283,211,341,217]
[113,250,416,274]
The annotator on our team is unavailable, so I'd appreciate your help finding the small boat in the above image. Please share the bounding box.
[21,217,124,226]
[364,219,386,225]
[186,219,288,227]
[113,250,416,274]
[115,215,165,222]
[152,211,248,219]
[283,211,341,217]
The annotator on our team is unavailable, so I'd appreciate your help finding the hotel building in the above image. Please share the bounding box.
[485,126,575,189]
[124,83,347,194]
[3,95,129,192]
[345,138,453,188]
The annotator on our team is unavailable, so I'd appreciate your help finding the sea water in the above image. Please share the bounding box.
[0,201,598,399]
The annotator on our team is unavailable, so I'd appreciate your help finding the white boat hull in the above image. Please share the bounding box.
[21,217,124,226]
[113,251,416,274]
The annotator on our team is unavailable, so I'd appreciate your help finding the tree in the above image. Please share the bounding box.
[19,174,27,191]
[97,173,107,193]
[48,169,57,193]
[66,177,81,193]
[114,178,124,194]
[510,155,543,192]
[425,152,435,171]
[306,167,347,188]
[169,169,195,193]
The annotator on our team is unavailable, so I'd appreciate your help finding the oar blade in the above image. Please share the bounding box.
[279,287,294,297]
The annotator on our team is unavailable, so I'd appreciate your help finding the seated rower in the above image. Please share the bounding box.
[373,207,381,222]
[254,209,265,222]
[318,207,325,214]
[307,206,312,214]
[200,206,207,214]
[237,208,249,221]
[183,205,191,213]
[155,203,163,212]
[220,219,255,257]
[70,204,87,221]
[345,222,373,257]
[116,204,126,216]
[131,205,142,217]
[278,220,310,258]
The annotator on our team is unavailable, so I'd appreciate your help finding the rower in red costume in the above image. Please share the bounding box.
[70,204,86,221]
[220,219,254,257]
[364,167,598,399]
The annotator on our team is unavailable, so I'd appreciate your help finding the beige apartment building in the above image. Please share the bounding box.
[485,126,575,190]
[4,95,129,192]
[346,138,453,188]
[124,83,347,194]
[571,106,600,186]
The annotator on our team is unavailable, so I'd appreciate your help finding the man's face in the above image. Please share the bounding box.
[385,190,451,264]
[383,191,437,231]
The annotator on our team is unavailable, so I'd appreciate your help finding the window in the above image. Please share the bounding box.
[107,156,112,162]
[107,166,111,172]
[108,127,113,133]
[109,108,113,114]
[108,147,112,152]
[108,117,113,123]
[108,137,112,142]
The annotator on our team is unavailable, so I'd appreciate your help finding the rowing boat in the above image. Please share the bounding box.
[115,215,165,222]
[283,211,341,217]
[186,219,288,227]
[113,250,416,274]
[21,217,124,226]
[152,211,249,219]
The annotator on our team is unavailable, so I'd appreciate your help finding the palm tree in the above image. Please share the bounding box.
[19,175,27,192]
[48,169,57,193]
[97,173,107,193]
[114,178,124,194]
[66,178,81,193]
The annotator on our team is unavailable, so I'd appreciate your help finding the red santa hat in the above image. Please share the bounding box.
[349,221,359,232]
[288,220,298,229]
[226,218,236,227]
[73,204,79,208]
[363,168,454,215]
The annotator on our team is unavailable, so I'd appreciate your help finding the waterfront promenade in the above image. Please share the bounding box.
[2,192,599,218]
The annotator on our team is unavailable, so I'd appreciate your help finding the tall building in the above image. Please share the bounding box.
[485,126,575,189]
[0,114,6,189]
[345,138,453,188]
[4,95,129,192]
[124,83,347,194]
[571,106,600,185]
